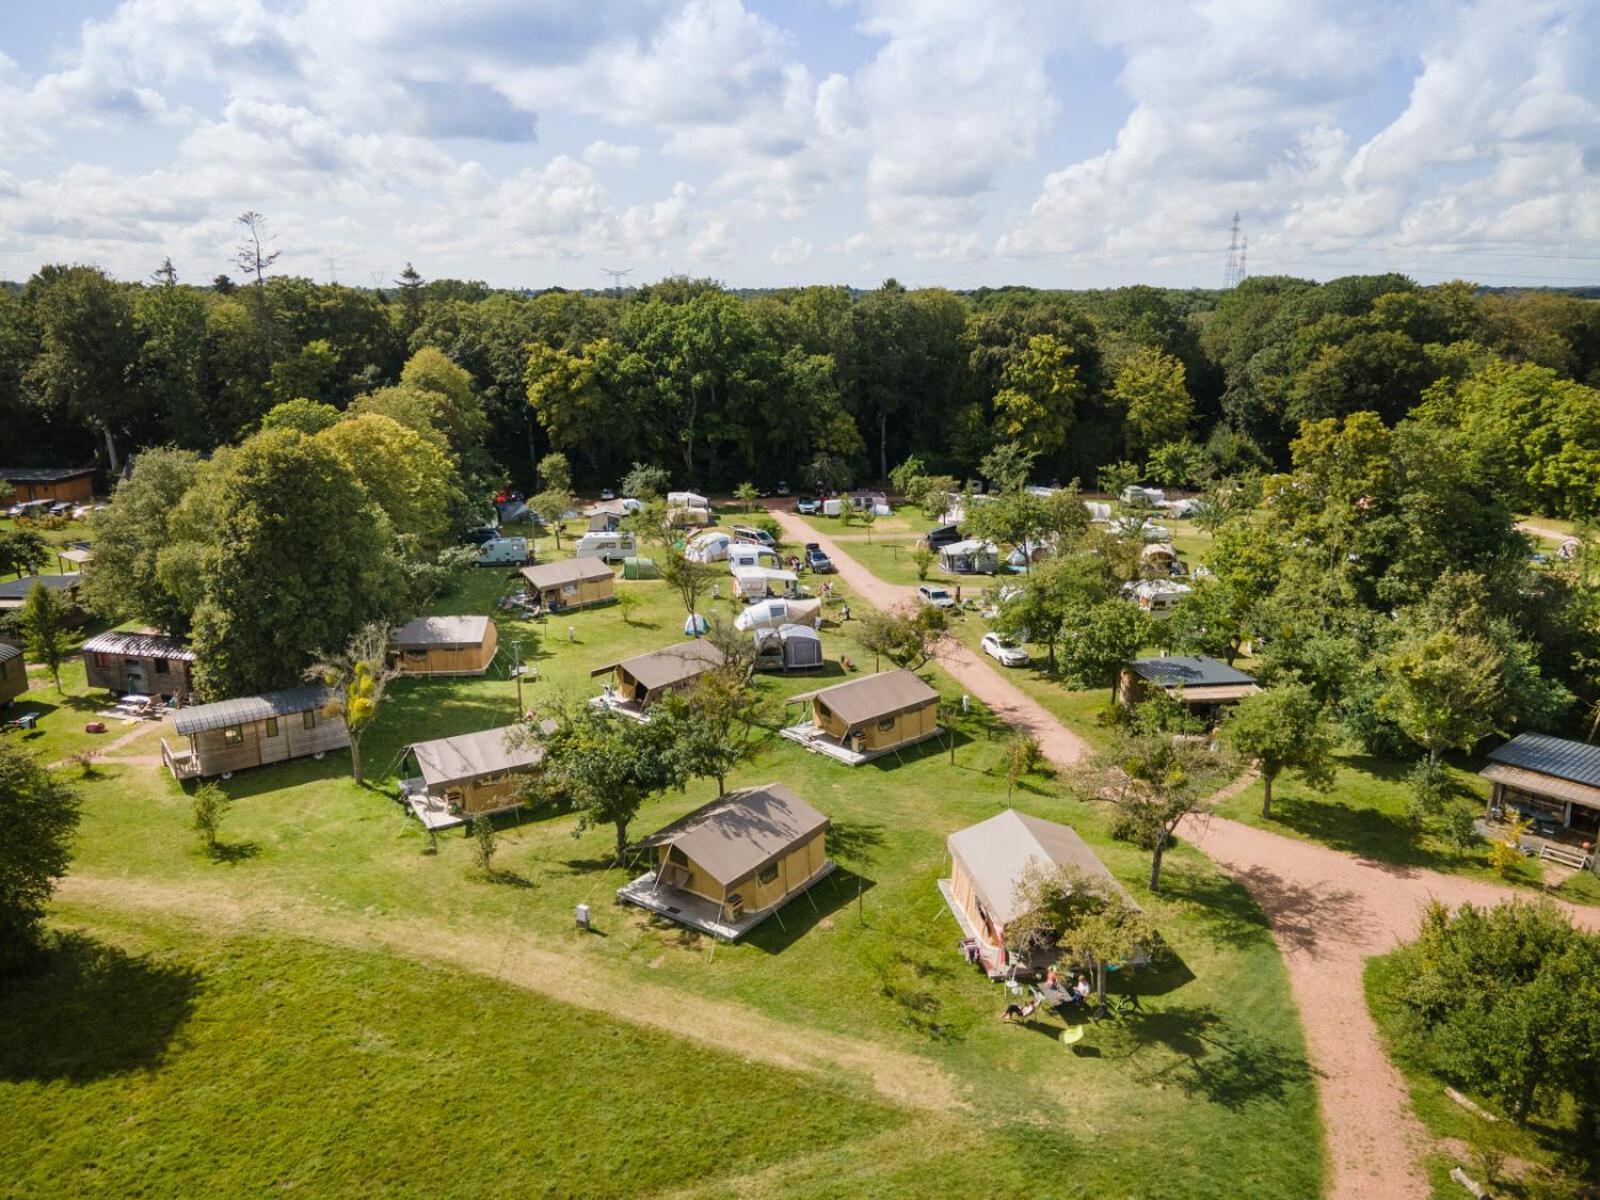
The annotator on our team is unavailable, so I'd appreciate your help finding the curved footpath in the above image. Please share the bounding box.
[772,502,1600,1200]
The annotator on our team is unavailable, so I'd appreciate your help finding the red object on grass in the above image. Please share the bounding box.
[85,721,107,733]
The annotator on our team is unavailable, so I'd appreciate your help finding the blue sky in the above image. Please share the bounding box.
[1,1,1597,290]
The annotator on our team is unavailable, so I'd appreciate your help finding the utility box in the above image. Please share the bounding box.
[575,903,591,930]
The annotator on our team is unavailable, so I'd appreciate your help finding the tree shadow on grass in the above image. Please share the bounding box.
[1158,861,1276,952]
[207,840,261,865]
[1116,1005,1316,1109]
[0,933,200,1083]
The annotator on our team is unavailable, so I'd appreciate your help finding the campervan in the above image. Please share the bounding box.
[732,525,777,549]
[575,532,636,563]
[727,544,781,571]
[731,566,800,601]
[476,537,529,566]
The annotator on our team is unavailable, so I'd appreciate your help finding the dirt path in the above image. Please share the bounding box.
[1515,520,1579,544]
[48,720,164,769]
[1181,812,1600,1200]
[54,872,965,1117]
[768,507,1090,765]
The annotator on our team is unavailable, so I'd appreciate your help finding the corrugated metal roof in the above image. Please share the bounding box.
[173,686,333,735]
[1486,732,1600,790]
[81,631,196,662]
[635,783,829,886]
[0,644,20,665]
[948,809,1133,925]
[0,575,80,601]
[0,466,94,482]
[393,615,491,647]
[1480,762,1600,810]
[1130,655,1255,689]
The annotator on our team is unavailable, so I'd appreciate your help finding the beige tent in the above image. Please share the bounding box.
[521,558,616,612]
[786,669,940,763]
[400,723,548,826]
[592,640,725,712]
[619,782,834,938]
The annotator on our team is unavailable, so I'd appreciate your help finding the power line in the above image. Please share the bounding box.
[601,266,632,299]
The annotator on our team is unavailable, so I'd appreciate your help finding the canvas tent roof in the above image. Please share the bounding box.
[407,722,550,791]
[174,686,333,735]
[521,558,615,590]
[592,639,725,690]
[940,538,996,557]
[394,615,491,648]
[1128,655,1254,689]
[634,783,829,886]
[81,631,195,662]
[797,669,937,726]
[948,808,1131,926]
[1486,732,1600,790]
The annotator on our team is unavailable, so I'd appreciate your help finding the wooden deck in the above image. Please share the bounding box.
[617,860,837,941]
[589,691,652,723]
[399,778,468,831]
[778,721,942,766]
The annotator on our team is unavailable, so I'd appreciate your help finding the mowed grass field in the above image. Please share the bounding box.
[5,551,1324,1198]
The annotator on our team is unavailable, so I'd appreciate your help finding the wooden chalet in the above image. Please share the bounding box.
[0,574,81,616]
[520,558,617,612]
[392,615,498,676]
[618,783,835,939]
[163,686,347,780]
[782,669,941,764]
[0,644,25,706]
[398,723,549,831]
[591,640,725,718]
[0,466,94,503]
[81,631,196,700]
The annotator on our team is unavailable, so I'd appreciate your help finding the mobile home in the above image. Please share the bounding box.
[163,686,348,780]
[731,566,799,601]
[392,615,499,676]
[81,631,196,700]
[575,531,636,562]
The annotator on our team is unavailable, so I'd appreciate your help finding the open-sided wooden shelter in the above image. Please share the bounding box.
[1481,732,1600,871]
[591,640,725,718]
[1118,655,1257,716]
[520,558,616,612]
[392,615,498,676]
[618,783,834,939]
[81,631,195,700]
[782,669,940,764]
[163,686,347,780]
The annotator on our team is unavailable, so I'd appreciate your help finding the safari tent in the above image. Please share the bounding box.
[81,631,196,700]
[941,808,1133,976]
[782,669,941,764]
[592,639,725,718]
[163,686,347,780]
[938,538,1000,574]
[1119,655,1258,715]
[392,615,499,676]
[618,783,835,939]
[754,623,824,673]
[398,723,548,831]
[0,644,25,706]
[520,558,617,612]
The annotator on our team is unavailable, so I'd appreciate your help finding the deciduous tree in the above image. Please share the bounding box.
[0,743,80,973]
[1221,681,1337,818]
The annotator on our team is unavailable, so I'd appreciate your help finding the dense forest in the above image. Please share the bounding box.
[4,259,1600,518]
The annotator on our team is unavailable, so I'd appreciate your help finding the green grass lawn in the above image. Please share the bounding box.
[1364,953,1594,1199]
[8,561,1325,1198]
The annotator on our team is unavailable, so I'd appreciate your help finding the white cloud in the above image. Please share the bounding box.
[769,236,813,266]
[583,140,642,167]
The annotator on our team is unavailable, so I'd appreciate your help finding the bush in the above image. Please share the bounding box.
[1109,803,1161,850]
[755,515,783,545]
[1405,759,1450,827]
[1438,805,1479,856]
[191,783,231,855]
[912,545,937,580]
[472,814,497,875]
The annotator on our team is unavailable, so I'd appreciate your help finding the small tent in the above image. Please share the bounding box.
[622,555,659,579]
[754,623,824,673]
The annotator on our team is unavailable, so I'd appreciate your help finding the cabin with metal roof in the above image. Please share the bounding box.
[0,574,81,614]
[781,669,941,764]
[520,558,616,612]
[81,631,196,700]
[617,783,835,939]
[590,640,725,719]
[398,723,550,830]
[1119,654,1259,715]
[0,466,95,503]
[391,615,498,676]
[1481,733,1600,867]
[0,643,24,706]
[162,686,347,780]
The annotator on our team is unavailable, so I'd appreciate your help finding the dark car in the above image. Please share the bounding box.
[459,525,501,546]
[775,480,790,496]
[804,544,834,573]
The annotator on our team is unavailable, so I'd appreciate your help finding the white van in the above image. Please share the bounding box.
[727,544,781,572]
[730,566,800,601]
[732,525,777,549]
[575,532,636,563]
[476,537,529,566]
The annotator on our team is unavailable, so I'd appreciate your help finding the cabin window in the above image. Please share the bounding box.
[876,716,896,732]
[561,583,578,597]
[302,710,316,730]
[94,653,110,668]
[264,718,279,738]
[154,658,170,675]
[757,862,779,885]
[222,726,244,747]
[405,649,428,661]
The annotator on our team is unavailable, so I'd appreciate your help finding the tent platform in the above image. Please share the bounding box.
[399,779,468,831]
[617,861,837,941]
[937,879,1006,977]
[589,693,652,723]
[778,721,941,766]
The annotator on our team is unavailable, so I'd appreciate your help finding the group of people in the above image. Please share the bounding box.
[1001,967,1092,1022]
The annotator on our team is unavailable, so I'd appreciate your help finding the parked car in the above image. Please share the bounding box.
[981,632,1030,667]
[459,525,501,546]
[775,480,790,496]
[803,544,833,573]
[755,485,772,498]
[599,487,616,501]
[917,584,957,609]
[796,496,820,515]
[49,501,74,517]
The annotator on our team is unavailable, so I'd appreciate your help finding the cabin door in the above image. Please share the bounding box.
[123,663,147,693]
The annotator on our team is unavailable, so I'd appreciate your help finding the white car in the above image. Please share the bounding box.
[917,584,957,609]
[981,632,1030,667]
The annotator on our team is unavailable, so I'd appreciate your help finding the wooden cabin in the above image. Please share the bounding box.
[163,686,348,780]
[81,631,195,700]
[619,783,835,939]
[0,644,25,706]
[786,670,941,763]
[1118,655,1258,716]
[942,808,1133,977]
[0,466,94,503]
[0,574,81,618]
[591,640,725,717]
[399,723,549,831]
[520,558,617,613]
[1481,733,1600,870]
[391,615,498,676]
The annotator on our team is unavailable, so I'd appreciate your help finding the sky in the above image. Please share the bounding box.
[1,0,1598,292]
